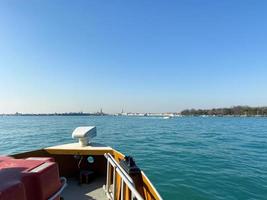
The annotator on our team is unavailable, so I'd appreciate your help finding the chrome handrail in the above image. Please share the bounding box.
[104,153,144,200]
[48,177,67,200]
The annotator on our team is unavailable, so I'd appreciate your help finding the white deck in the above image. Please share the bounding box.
[62,177,107,200]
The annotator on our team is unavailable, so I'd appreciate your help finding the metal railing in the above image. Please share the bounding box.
[48,177,67,200]
[104,153,144,200]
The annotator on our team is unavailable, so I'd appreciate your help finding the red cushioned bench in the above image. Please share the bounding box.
[0,156,65,200]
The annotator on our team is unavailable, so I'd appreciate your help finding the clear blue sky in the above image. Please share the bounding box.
[0,1,267,113]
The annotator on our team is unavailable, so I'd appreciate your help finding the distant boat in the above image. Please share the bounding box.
[163,116,171,119]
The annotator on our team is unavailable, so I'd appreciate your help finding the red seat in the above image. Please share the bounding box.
[0,156,12,161]
[0,180,26,200]
[0,156,61,200]
[0,158,44,171]
[23,162,61,200]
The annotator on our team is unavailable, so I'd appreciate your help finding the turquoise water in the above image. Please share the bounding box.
[0,116,267,199]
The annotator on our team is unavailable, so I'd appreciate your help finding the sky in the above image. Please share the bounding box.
[0,1,267,114]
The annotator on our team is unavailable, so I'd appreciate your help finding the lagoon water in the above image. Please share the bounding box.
[0,116,267,199]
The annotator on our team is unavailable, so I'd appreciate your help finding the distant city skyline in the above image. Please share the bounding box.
[1,1,267,114]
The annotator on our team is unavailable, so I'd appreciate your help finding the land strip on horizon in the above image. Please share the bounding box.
[1,106,267,117]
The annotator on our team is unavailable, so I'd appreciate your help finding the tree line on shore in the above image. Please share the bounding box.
[181,106,267,116]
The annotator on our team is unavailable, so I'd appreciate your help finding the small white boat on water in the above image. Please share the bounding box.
[163,116,171,119]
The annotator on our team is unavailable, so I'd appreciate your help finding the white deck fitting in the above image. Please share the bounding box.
[62,177,107,200]
[72,126,97,147]
[45,143,113,151]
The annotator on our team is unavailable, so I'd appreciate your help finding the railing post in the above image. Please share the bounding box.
[131,192,134,200]
[120,180,124,200]
[113,166,117,200]
[106,159,110,192]
[104,153,144,200]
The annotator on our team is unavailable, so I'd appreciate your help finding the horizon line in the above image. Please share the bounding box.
[1,105,267,115]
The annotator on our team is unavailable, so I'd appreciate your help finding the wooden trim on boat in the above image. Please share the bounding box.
[112,149,162,200]
[44,143,114,155]
[141,171,163,200]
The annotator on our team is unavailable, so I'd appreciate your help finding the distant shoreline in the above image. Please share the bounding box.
[0,112,108,116]
[1,106,267,117]
[1,114,267,118]
[181,106,267,117]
